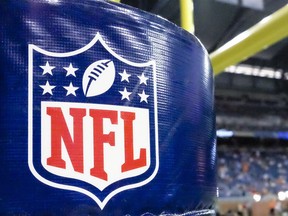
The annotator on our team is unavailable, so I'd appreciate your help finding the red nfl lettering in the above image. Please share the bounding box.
[45,106,147,182]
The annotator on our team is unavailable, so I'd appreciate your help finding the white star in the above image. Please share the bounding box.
[39,81,56,95]
[119,87,132,101]
[119,70,131,82]
[138,90,149,103]
[64,63,78,77]
[40,61,55,75]
[137,73,148,85]
[63,82,79,96]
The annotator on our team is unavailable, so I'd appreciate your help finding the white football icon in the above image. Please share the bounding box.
[82,59,115,97]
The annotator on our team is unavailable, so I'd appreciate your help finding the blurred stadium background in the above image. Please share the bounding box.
[119,0,288,215]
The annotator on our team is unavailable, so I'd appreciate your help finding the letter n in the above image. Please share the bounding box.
[46,107,86,173]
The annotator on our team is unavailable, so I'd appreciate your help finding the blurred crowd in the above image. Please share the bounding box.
[218,146,288,197]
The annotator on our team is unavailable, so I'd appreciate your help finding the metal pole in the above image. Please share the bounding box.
[180,0,194,34]
[210,4,288,75]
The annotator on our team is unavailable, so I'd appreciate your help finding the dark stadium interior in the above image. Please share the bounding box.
[122,0,288,215]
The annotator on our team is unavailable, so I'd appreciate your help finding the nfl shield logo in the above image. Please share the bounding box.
[28,33,159,209]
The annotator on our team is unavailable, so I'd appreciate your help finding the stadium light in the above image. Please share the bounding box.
[285,191,288,199]
[253,194,261,202]
[224,64,283,79]
[278,191,286,201]
[216,129,234,138]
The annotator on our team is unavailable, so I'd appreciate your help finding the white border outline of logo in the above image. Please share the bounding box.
[28,32,159,209]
